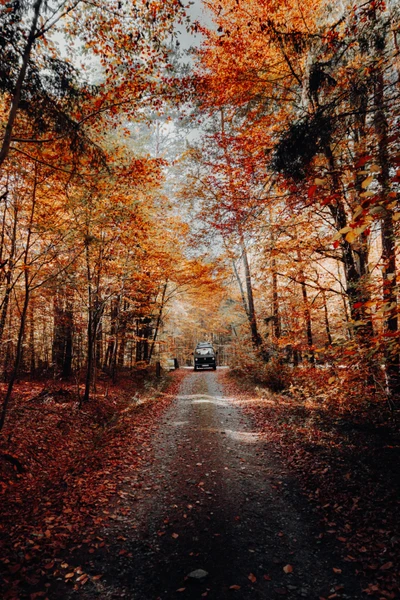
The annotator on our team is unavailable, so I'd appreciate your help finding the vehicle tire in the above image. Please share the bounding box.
[213,366,216,371]
[194,366,197,371]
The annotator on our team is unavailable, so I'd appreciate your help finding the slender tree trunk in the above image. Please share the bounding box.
[232,258,249,318]
[84,243,93,403]
[28,296,35,374]
[325,146,374,338]
[105,296,119,370]
[0,0,43,168]
[373,40,400,398]
[0,204,18,344]
[0,287,30,432]
[322,289,333,347]
[62,290,73,378]
[240,233,264,352]
[117,307,127,372]
[271,258,281,340]
[220,109,264,356]
[148,282,168,363]
[297,251,314,364]
[0,168,37,432]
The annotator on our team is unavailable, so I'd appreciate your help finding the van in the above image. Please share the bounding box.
[193,342,217,371]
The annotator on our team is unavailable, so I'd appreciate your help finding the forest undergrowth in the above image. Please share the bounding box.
[222,367,400,600]
[0,369,186,600]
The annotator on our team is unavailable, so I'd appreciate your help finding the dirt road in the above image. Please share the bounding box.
[67,370,363,600]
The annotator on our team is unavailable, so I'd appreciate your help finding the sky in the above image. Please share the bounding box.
[176,0,214,51]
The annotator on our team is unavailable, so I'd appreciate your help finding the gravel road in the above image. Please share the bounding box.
[68,370,364,600]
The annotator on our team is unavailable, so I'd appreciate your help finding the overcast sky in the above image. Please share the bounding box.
[176,0,214,51]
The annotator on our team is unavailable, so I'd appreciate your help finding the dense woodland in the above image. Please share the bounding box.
[1,0,400,422]
[1,1,400,599]
[182,0,400,403]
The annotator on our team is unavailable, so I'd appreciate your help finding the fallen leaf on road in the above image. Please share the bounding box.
[283,564,293,573]
[248,573,257,583]
[172,533,179,539]
[229,585,241,590]
[176,588,186,592]
[332,568,342,574]
[8,564,21,574]
[92,574,102,580]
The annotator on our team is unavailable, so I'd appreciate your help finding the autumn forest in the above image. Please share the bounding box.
[1,0,400,599]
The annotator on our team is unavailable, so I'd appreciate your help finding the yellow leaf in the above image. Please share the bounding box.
[345,230,357,243]
[314,178,326,185]
[361,176,373,189]
[393,213,400,221]
[360,190,375,198]
[370,164,380,173]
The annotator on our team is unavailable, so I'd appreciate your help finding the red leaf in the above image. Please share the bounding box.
[308,185,317,199]
[355,155,372,168]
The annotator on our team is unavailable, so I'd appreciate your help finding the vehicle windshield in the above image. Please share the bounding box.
[195,347,214,356]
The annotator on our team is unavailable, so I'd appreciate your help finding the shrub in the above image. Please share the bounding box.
[230,348,292,392]
[259,358,292,392]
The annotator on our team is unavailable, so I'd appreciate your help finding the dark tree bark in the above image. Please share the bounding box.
[373,27,400,399]
[0,169,37,432]
[0,0,44,168]
[148,282,168,364]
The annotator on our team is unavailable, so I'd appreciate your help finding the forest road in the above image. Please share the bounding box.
[73,370,364,600]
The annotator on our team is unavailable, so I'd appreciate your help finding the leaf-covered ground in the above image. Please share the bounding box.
[222,368,400,600]
[1,368,399,600]
[0,370,186,600]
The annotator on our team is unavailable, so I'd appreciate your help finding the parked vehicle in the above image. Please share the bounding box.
[193,342,217,371]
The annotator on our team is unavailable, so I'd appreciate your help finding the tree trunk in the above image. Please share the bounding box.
[241,234,264,353]
[62,291,73,378]
[271,258,281,340]
[325,146,373,338]
[0,0,43,168]
[0,203,18,344]
[297,251,314,364]
[373,36,400,398]
[322,289,333,347]
[0,167,37,432]
[28,296,35,374]
[148,282,168,363]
